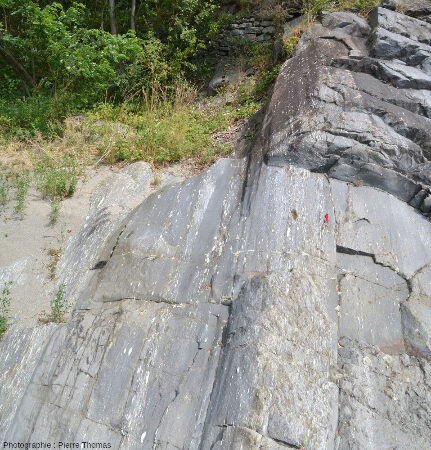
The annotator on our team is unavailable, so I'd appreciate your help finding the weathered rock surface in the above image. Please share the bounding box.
[1,6,431,449]
[337,337,431,449]
[57,162,156,305]
[263,8,431,212]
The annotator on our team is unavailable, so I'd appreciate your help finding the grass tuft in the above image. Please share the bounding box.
[0,281,12,338]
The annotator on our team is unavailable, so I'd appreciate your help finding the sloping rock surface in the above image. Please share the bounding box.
[1,7,431,449]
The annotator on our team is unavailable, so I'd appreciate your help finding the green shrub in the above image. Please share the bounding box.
[0,2,175,137]
[50,284,69,323]
[0,96,61,140]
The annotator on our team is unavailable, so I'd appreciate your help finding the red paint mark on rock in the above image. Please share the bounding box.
[325,213,329,223]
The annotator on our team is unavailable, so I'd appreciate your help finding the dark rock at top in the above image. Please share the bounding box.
[382,0,431,23]
[258,7,431,214]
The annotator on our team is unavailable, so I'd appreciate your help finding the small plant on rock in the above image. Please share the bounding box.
[151,171,161,187]
[51,284,69,323]
[38,284,70,324]
[47,247,62,279]
[36,153,81,223]
[0,281,13,338]
[254,64,282,99]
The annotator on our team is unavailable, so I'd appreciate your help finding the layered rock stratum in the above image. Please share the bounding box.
[1,5,431,449]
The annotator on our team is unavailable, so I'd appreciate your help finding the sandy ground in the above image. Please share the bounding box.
[0,160,195,328]
[0,166,118,327]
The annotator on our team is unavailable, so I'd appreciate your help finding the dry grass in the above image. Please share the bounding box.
[0,80,261,218]
[0,118,93,172]
[283,20,316,57]
[0,84,199,179]
[395,1,408,13]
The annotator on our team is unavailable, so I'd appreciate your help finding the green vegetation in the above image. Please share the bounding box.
[0,0,266,212]
[50,284,68,323]
[85,83,262,166]
[38,283,69,324]
[37,157,79,199]
[49,198,61,224]
[0,0,381,221]
[0,0,224,137]
[0,281,12,338]
[0,166,32,216]
[14,170,31,215]
[0,0,380,137]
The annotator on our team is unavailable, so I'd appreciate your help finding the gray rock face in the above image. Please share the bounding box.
[1,6,431,450]
[262,7,431,214]
[382,0,431,23]
[337,337,431,449]
[369,7,431,44]
[57,162,155,305]
[322,11,370,37]
[337,252,408,352]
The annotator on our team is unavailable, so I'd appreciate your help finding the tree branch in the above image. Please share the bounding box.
[0,41,35,96]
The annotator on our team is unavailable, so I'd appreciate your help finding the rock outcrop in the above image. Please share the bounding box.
[2,6,431,449]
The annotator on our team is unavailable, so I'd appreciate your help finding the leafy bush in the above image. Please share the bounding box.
[50,284,68,323]
[0,2,174,136]
[0,95,61,139]
[0,0,229,139]
[138,0,222,76]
